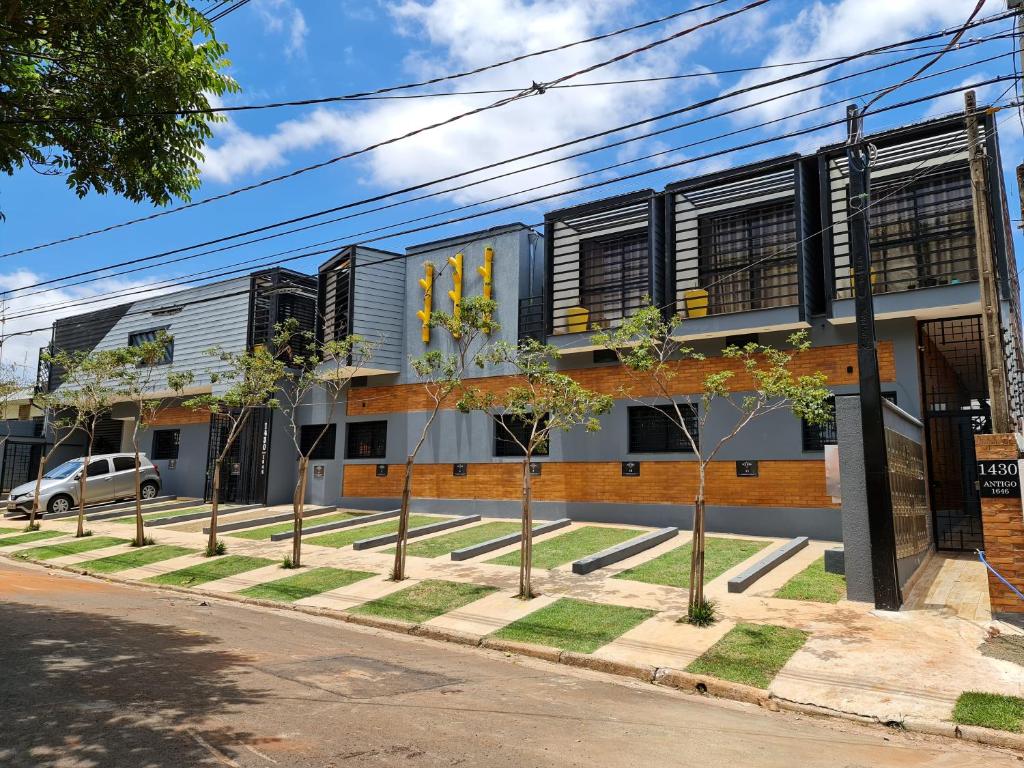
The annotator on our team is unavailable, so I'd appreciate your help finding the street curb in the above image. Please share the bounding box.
[10,551,1024,755]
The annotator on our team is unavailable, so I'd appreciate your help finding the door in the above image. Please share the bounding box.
[112,456,138,499]
[84,458,115,503]
[204,408,272,505]
[1,441,43,495]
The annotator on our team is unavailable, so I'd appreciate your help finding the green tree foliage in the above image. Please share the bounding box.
[460,339,612,598]
[593,303,831,622]
[0,0,238,208]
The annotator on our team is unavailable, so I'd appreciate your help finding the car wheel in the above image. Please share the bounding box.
[47,495,73,515]
[140,481,159,500]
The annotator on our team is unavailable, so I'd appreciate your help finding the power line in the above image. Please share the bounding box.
[10,48,1013,314]
[207,0,252,22]
[2,20,1010,291]
[5,78,1012,325]
[0,0,770,257]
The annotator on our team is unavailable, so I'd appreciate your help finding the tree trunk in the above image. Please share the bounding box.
[690,495,707,612]
[519,458,534,599]
[29,458,45,527]
[133,447,144,547]
[76,439,92,538]
[208,460,222,555]
[391,455,415,581]
[292,455,309,567]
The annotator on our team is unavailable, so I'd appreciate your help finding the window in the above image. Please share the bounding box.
[494,414,550,457]
[579,229,649,329]
[802,392,897,451]
[300,424,337,460]
[128,328,173,364]
[86,459,109,477]
[697,202,798,315]
[151,429,180,460]
[346,420,387,459]
[628,404,698,454]
[113,457,136,472]
[857,168,976,295]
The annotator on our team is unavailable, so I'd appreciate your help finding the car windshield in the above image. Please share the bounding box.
[44,459,83,479]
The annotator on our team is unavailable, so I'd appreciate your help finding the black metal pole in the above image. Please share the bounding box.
[845,104,902,611]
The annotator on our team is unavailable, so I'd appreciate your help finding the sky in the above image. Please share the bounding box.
[0,0,1021,375]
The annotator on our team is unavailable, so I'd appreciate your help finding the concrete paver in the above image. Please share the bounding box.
[295,573,415,611]
[424,589,558,637]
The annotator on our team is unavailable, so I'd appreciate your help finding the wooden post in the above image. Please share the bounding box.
[965,90,1012,433]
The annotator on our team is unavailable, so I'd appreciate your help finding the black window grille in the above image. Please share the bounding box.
[151,429,180,460]
[346,420,387,459]
[128,328,173,364]
[579,229,650,330]
[300,423,337,460]
[628,404,698,454]
[696,201,798,315]
[801,392,896,451]
[494,414,550,457]
[320,256,352,346]
[847,167,976,297]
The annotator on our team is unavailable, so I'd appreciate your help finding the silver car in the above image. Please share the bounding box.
[6,453,162,517]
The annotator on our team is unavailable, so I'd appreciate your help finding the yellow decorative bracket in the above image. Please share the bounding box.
[416,262,434,344]
[476,246,494,333]
[447,252,463,334]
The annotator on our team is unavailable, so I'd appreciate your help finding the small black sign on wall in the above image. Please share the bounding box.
[453,463,468,477]
[622,461,640,477]
[529,462,542,476]
[736,460,759,477]
[977,460,1021,498]
[375,464,388,477]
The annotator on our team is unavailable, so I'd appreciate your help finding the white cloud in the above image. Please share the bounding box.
[254,0,309,57]
[0,271,178,377]
[200,0,716,207]
[923,75,996,119]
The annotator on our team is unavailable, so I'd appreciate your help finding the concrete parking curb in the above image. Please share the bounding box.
[11,551,1024,755]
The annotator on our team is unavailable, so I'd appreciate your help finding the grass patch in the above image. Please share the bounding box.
[953,692,1024,732]
[229,510,360,540]
[615,536,769,589]
[306,515,445,549]
[493,597,656,653]
[350,579,497,624]
[0,527,20,534]
[0,530,65,547]
[144,555,273,587]
[775,558,846,603]
[487,526,641,569]
[687,623,808,688]
[14,536,128,561]
[239,567,375,603]
[77,545,194,574]
[388,521,522,559]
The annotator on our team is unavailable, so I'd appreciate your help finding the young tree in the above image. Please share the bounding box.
[459,340,612,599]
[391,295,496,582]
[1,0,238,211]
[111,331,193,548]
[184,346,285,556]
[274,319,375,568]
[593,303,831,623]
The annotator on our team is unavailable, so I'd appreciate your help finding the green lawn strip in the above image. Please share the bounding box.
[386,521,523,559]
[0,530,66,547]
[687,623,808,689]
[492,597,656,654]
[111,505,213,523]
[350,579,497,624]
[953,692,1024,732]
[239,567,376,603]
[144,556,274,587]
[230,510,360,540]
[77,545,196,574]
[14,536,129,561]
[306,515,446,549]
[0,527,20,534]
[615,536,770,589]
[774,558,846,603]
[487,526,641,569]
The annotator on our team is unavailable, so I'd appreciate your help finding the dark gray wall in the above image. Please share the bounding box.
[147,422,209,500]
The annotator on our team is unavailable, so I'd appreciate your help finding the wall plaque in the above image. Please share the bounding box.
[736,460,759,477]
[977,460,1021,498]
[375,464,388,477]
[453,463,468,477]
[313,465,325,479]
[621,461,640,477]
[529,462,542,476]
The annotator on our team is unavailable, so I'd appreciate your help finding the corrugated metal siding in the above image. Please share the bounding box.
[49,303,132,390]
[352,246,406,371]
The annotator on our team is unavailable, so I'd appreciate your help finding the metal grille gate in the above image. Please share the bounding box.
[918,317,989,551]
[1,441,43,495]
[204,407,272,505]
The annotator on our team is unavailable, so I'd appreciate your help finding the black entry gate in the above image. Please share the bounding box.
[1,440,44,495]
[203,408,272,505]
[919,317,990,551]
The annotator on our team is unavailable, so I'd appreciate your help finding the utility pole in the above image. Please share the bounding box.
[845,104,901,612]
[964,90,1012,433]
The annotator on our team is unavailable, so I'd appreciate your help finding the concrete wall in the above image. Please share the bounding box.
[144,422,210,500]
